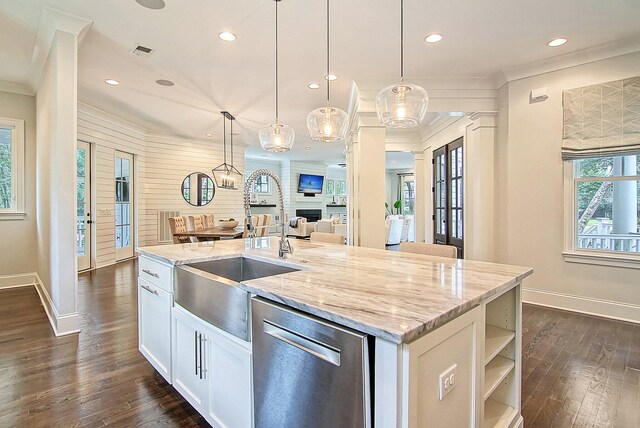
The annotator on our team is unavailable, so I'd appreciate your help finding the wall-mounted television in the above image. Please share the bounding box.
[297,174,324,195]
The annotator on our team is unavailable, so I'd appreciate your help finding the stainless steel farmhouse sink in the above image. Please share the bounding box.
[175,257,300,341]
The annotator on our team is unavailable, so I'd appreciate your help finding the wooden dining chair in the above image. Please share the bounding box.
[399,242,457,258]
[169,216,191,244]
[203,214,215,229]
[258,214,272,237]
[189,215,206,231]
[310,232,345,245]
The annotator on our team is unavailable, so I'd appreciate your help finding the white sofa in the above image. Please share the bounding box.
[287,218,316,238]
[314,218,347,242]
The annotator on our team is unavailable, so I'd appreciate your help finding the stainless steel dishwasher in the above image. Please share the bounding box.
[252,297,372,428]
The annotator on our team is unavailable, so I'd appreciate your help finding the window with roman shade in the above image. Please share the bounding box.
[562,76,640,160]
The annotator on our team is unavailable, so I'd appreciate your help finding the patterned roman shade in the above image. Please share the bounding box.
[562,76,640,160]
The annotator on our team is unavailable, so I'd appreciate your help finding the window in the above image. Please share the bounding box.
[402,178,415,215]
[199,173,214,205]
[252,175,270,194]
[0,117,25,219]
[570,154,639,256]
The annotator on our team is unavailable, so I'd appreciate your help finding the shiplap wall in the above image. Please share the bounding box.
[142,134,244,246]
[78,104,244,268]
[78,105,146,268]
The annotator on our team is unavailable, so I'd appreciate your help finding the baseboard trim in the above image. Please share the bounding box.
[0,273,37,289]
[523,288,640,324]
[33,273,80,336]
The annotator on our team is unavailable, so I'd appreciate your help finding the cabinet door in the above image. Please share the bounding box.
[172,307,208,413]
[138,278,172,382]
[207,331,253,428]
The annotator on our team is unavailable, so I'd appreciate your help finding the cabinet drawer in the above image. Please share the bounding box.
[139,256,173,292]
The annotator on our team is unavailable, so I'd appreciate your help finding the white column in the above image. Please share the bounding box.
[35,10,91,335]
[413,151,426,242]
[349,114,386,249]
[612,156,638,251]
[464,112,498,262]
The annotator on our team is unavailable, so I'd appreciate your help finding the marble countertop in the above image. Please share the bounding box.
[137,238,532,344]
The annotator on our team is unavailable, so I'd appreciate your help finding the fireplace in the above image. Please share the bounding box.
[296,209,322,223]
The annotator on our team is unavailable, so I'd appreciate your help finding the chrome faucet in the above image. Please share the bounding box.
[244,169,293,259]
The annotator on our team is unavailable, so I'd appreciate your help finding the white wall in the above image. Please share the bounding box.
[0,91,37,280]
[497,51,640,321]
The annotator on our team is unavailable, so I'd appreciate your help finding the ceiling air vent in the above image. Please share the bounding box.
[131,45,154,57]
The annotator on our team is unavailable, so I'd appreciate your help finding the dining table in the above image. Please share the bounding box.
[177,226,244,240]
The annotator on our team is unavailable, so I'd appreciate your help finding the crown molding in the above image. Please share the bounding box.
[494,35,640,87]
[0,80,34,96]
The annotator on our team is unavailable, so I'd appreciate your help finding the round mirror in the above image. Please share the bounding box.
[181,172,215,206]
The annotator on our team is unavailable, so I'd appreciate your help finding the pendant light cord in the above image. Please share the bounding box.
[230,117,234,166]
[275,0,279,122]
[222,113,227,164]
[326,0,330,105]
[400,0,404,82]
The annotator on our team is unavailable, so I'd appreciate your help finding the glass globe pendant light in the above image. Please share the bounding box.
[375,0,429,128]
[259,0,295,152]
[306,0,349,143]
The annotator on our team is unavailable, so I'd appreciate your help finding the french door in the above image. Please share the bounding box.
[77,141,92,271]
[433,137,464,258]
[115,151,134,261]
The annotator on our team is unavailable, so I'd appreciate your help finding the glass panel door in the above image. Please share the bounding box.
[77,141,91,271]
[115,151,134,261]
[432,137,464,258]
[433,146,447,245]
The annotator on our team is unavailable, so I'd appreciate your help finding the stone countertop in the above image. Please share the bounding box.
[137,238,532,344]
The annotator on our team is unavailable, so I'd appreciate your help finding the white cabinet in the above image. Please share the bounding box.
[172,304,253,428]
[172,304,209,414]
[138,277,172,382]
[207,328,253,428]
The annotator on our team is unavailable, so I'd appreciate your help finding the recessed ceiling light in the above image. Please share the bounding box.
[156,79,174,86]
[105,79,120,86]
[218,32,237,42]
[135,0,166,10]
[325,74,338,81]
[547,38,567,47]
[305,147,312,150]
[425,33,443,43]
[205,133,213,137]
[308,82,320,89]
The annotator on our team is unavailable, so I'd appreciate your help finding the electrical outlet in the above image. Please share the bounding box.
[439,363,457,400]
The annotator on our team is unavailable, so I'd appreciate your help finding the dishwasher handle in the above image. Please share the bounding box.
[263,320,341,367]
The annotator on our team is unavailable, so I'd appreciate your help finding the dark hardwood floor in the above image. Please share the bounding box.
[0,259,207,427]
[521,304,640,427]
[0,259,638,427]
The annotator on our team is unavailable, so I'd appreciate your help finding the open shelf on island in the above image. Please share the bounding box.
[484,325,515,365]
[484,398,518,428]
[484,356,515,400]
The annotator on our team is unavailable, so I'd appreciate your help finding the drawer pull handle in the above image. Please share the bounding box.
[142,269,160,278]
[141,284,159,295]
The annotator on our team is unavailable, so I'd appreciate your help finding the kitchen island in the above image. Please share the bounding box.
[137,238,532,428]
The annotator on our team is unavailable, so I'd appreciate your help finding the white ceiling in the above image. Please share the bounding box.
[1,0,640,164]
